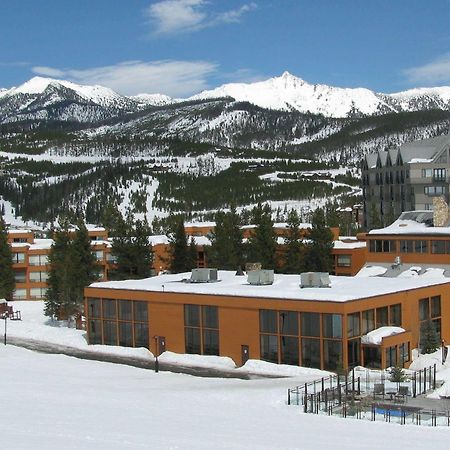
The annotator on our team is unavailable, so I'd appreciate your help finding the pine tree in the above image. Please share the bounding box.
[302,208,334,273]
[420,319,441,354]
[110,213,153,280]
[208,207,243,270]
[282,209,304,274]
[0,217,15,301]
[247,204,277,269]
[44,224,70,319]
[168,216,191,273]
[389,365,407,382]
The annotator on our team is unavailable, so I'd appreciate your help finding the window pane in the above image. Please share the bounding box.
[337,255,351,267]
[202,306,218,329]
[386,346,397,367]
[134,301,148,322]
[134,323,149,348]
[87,297,101,318]
[280,336,299,365]
[301,338,321,369]
[103,299,117,319]
[203,329,219,355]
[89,320,102,344]
[419,298,429,321]
[389,304,402,326]
[185,304,200,327]
[119,301,132,321]
[376,307,388,328]
[260,334,278,363]
[347,312,360,338]
[432,240,446,254]
[323,340,343,371]
[119,322,133,347]
[431,296,441,318]
[185,328,201,354]
[103,320,117,346]
[260,310,277,333]
[279,311,298,336]
[301,312,320,337]
[348,339,361,368]
[362,310,375,334]
[323,314,342,338]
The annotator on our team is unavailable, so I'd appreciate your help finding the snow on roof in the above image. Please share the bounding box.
[29,239,54,250]
[333,240,366,249]
[184,221,216,228]
[8,229,32,234]
[361,326,406,345]
[90,270,450,303]
[189,235,211,246]
[148,235,170,245]
[355,266,388,277]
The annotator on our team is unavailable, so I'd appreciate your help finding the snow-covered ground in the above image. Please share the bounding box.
[3,301,450,448]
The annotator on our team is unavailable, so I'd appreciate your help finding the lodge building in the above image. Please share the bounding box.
[84,268,450,371]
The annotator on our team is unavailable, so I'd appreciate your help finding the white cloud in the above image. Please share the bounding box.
[32,60,219,97]
[145,0,257,35]
[404,53,450,85]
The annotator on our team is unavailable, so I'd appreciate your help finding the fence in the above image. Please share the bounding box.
[287,364,446,426]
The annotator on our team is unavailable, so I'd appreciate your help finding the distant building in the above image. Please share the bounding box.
[362,135,450,229]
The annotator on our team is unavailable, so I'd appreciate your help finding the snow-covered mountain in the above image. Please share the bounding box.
[189,71,450,118]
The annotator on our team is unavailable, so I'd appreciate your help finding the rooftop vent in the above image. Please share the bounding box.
[190,268,218,283]
[247,269,274,286]
[300,272,331,288]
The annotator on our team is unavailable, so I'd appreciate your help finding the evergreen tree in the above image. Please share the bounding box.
[0,217,15,301]
[208,207,243,270]
[168,216,191,273]
[247,204,277,269]
[302,208,334,273]
[44,224,70,319]
[188,237,198,270]
[282,209,304,274]
[100,202,123,237]
[389,365,407,382]
[110,213,153,280]
[420,319,441,354]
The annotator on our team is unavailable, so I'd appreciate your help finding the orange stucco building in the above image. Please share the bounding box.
[84,269,450,371]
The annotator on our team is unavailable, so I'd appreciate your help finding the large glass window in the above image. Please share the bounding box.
[362,309,375,334]
[419,298,429,321]
[11,252,25,264]
[29,254,48,266]
[431,296,441,318]
[414,240,428,253]
[29,271,48,282]
[386,346,397,367]
[14,270,26,283]
[103,321,117,346]
[280,336,299,365]
[87,297,101,318]
[202,305,218,329]
[400,342,410,365]
[260,310,278,333]
[302,338,321,369]
[134,323,149,348]
[389,304,402,327]
[301,312,320,337]
[279,311,298,335]
[185,328,201,354]
[348,339,361,368]
[260,335,278,363]
[119,322,133,347]
[337,255,351,267]
[376,307,388,328]
[103,299,117,319]
[203,330,219,355]
[432,241,446,254]
[185,304,200,327]
[119,300,132,321]
[323,340,343,371]
[347,312,360,338]
[323,314,342,338]
[399,240,413,253]
[134,301,148,321]
[89,320,102,344]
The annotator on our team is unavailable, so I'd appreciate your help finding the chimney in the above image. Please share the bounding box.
[432,196,448,227]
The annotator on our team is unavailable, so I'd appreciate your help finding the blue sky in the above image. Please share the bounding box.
[1,0,450,96]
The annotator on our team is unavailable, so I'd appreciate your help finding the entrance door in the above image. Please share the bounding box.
[241,345,249,366]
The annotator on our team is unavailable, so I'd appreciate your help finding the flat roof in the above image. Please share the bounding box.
[89,270,450,303]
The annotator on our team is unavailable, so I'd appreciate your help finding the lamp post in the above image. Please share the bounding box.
[442,339,447,365]
[154,335,159,373]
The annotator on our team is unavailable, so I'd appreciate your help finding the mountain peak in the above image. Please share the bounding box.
[14,76,58,95]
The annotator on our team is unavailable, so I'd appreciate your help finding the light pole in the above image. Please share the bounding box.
[154,335,159,373]
[442,340,447,365]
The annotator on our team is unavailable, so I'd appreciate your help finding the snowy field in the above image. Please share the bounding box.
[2,302,450,449]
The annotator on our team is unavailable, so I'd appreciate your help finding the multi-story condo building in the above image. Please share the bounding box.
[362,135,450,229]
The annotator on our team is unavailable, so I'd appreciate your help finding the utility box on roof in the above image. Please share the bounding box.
[300,272,330,288]
[190,268,218,283]
[247,269,274,286]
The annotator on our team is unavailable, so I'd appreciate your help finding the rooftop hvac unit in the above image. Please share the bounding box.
[247,269,274,286]
[190,268,218,283]
[300,272,331,288]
